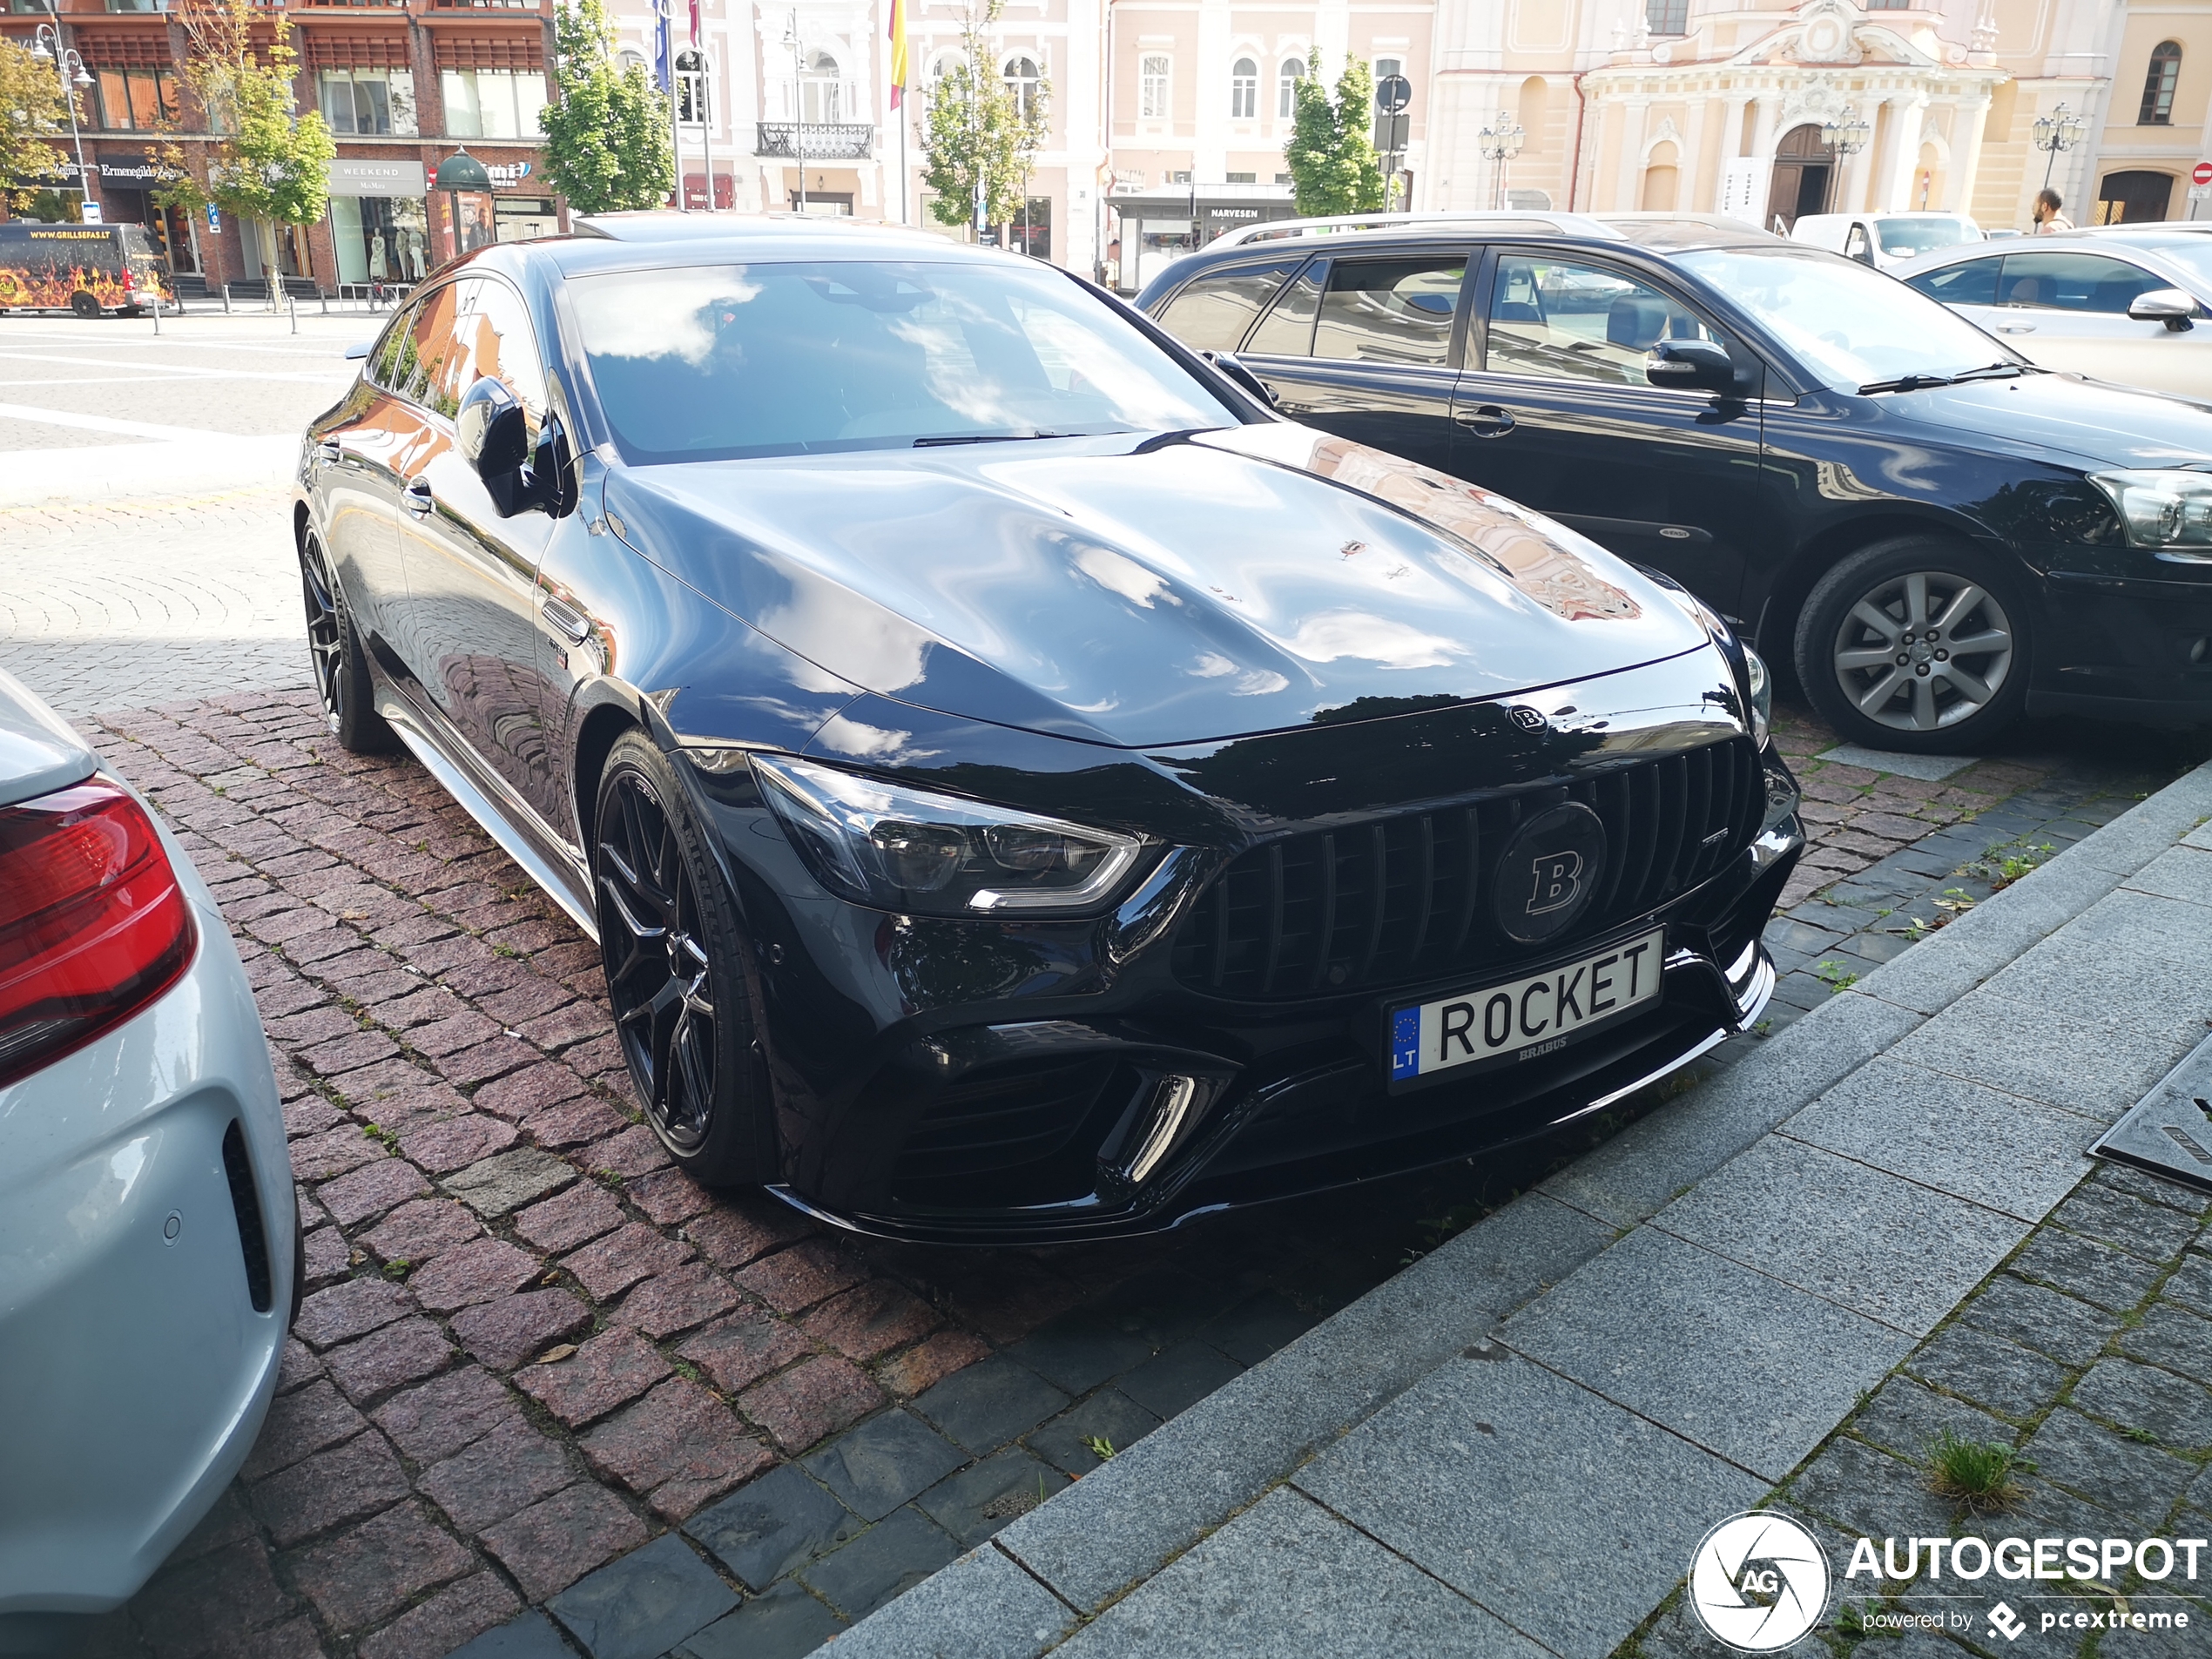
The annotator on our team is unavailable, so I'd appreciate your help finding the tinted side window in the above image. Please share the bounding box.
[1906,258,2001,307]
[453,278,550,432]
[1156,260,1298,352]
[1244,263,1324,356]
[1996,253,2164,313]
[1485,254,1716,387]
[368,300,421,390]
[1313,256,1465,367]
[395,282,466,416]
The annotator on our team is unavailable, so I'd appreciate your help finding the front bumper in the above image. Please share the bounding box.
[0,822,291,1615]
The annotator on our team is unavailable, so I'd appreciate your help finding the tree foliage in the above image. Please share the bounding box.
[158,0,334,278]
[541,0,674,216]
[919,0,1048,235]
[1,36,72,215]
[1285,54,1384,218]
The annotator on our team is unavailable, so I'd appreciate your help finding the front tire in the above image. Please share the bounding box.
[70,291,100,320]
[1794,536,2030,753]
[300,532,395,753]
[594,732,773,1186]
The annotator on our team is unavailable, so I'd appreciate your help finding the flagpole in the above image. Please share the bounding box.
[899,103,909,226]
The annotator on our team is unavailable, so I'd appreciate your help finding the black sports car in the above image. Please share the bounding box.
[1139,211,2212,754]
[296,214,1801,1242]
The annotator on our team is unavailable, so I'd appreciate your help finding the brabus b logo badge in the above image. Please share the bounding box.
[1527,849,1585,915]
[1510,705,1546,732]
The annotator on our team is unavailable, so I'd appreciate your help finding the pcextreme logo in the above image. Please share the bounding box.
[1689,1514,1831,1651]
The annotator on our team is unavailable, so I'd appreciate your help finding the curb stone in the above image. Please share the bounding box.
[837,756,2212,1656]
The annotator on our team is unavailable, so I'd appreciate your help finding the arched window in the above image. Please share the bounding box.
[801,49,840,124]
[926,52,957,111]
[675,49,707,125]
[1004,55,1041,119]
[2140,41,2182,125]
[1230,57,1257,119]
[1278,57,1305,118]
[1139,53,1170,120]
[617,47,647,78]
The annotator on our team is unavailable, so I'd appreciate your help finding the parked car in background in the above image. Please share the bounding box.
[0,671,293,1642]
[1790,211,1982,273]
[293,214,1800,1244]
[1139,211,2212,753]
[0,222,168,318]
[1896,226,2212,399]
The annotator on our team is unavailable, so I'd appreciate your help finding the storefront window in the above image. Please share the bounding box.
[331,195,430,286]
[441,69,548,139]
[92,66,178,132]
[320,69,418,137]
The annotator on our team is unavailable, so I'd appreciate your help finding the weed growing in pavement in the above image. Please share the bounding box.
[1082,1435,1117,1463]
[363,1122,400,1150]
[1932,888,1977,914]
[381,1258,412,1281]
[1816,960,1861,993]
[1924,1428,2033,1512]
[1975,840,2055,890]
[2121,1426,2161,1446]
[671,1357,705,1385]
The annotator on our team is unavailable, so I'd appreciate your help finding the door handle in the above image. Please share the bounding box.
[314,438,343,464]
[402,478,434,517]
[1454,404,1517,437]
[1994,324,2035,334]
[541,595,592,645]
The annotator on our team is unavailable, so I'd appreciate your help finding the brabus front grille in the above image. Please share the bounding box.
[1171,738,1763,1001]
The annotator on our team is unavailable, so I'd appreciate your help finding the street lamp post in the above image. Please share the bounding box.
[1819,105,1870,212]
[1477,111,1524,212]
[2031,103,2086,192]
[783,12,807,215]
[29,10,95,219]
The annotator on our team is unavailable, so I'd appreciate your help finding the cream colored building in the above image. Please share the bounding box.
[597,0,2210,281]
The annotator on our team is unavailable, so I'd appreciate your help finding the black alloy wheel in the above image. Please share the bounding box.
[1794,536,2032,754]
[299,534,395,753]
[593,732,772,1186]
[70,291,100,320]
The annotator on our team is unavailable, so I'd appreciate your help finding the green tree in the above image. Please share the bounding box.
[1285,54,1384,219]
[540,0,674,216]
[920,0,1048,237]
[159,0,334,306]
[1,36,72,215]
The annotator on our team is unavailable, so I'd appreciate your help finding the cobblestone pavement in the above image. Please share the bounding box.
[0,489,307,715]
[34,680,2202,1659]
[1629,1164,2212,1659]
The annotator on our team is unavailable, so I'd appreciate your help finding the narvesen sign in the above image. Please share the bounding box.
[1688,1513,2205,1651]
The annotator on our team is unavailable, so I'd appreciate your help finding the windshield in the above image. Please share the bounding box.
[1675,248,2019,391]
[1873,217,1977,257]
[569,259,1239,462]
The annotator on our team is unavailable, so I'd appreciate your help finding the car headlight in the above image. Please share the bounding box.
[750,755,1150,917]
[2088,469,2212,551]
[1743,646,1771,750]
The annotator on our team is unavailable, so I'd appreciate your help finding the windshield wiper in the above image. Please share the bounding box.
[1858,373,1958,395]
[913,430,1103,448]
[1952,361,2029,381]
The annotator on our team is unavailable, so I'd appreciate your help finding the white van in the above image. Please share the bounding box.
[1789,212,1983,273]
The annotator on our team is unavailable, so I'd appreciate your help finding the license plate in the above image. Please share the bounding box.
[1390,928,1665,1083]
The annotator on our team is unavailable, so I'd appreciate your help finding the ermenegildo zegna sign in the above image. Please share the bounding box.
[326,159,428,199]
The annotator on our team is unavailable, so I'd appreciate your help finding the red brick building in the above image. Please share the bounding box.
[1,0,559,292]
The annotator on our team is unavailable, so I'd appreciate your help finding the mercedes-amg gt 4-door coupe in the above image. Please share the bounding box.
[295,213,1802,1242]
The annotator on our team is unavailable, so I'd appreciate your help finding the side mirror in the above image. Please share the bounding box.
[455,375,535,516]
[522,408,580,520]
[2128,287,2197,332]
[343,340,372,361]
[1203,348,1277,407]
[1645,338,1738,396]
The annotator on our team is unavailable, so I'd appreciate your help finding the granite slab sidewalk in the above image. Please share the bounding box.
[829,755,2212,1659]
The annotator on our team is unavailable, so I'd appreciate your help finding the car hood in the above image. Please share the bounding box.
[605,423,1711,750]
[1882,371,2212,467]
[0,667,97,808]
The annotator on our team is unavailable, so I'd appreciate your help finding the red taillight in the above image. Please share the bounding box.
[0,779,195,1088]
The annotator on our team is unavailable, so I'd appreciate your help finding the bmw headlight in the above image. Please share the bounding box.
[750,755,1150,917]
[2088,469,2212,552]
[1743,646,1771,750]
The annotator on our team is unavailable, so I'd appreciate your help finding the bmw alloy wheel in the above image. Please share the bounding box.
[300,540,347,736]
[1828,569,2015,734]
[597,766,719,1154]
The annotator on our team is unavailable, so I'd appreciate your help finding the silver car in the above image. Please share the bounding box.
[0,670,293,1638]
[1896,226,2212,398]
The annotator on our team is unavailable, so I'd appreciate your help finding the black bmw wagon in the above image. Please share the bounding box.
[1141,210,2212,755]
[296,213,1800,1242]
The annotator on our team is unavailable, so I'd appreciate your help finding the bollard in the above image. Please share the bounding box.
[320,290,329,315]
[289,291,299,334]
[151,293,161,336]
[220,282,231,314]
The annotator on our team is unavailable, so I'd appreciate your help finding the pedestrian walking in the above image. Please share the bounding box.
[2032,189,2074,233]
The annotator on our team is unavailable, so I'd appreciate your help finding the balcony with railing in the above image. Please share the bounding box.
[755,121,873,160]
[299,0,410,10]
[428,0,543,10]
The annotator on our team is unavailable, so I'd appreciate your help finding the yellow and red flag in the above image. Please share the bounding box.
[887,0,909,110]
